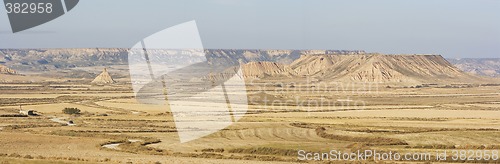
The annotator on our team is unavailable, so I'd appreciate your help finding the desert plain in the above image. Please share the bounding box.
[0,49,499,163]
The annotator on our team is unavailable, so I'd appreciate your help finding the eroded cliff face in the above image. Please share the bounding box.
[287,54,476,84]
[204,49,365,65]
[203,53,482,85]
[241,61,294,78]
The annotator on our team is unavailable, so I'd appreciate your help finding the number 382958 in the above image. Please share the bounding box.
[5,3,53,14]
[451,150,499,161]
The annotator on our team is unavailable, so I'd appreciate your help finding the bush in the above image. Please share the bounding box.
[63,107,81,115]
[8,153,21,158]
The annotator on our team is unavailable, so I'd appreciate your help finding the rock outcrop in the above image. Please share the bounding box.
[0,65,17,74]
[91,68,115,84]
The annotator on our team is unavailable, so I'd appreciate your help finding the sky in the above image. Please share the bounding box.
[0,0,499,58]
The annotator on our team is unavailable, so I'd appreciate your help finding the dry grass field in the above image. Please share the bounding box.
[1,79,499,163]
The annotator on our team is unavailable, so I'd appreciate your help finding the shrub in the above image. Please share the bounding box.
[0,114,28,117]
[8,153,21,158]
[63,107,81,115]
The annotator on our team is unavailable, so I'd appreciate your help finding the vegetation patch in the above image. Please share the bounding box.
[228,147,298,156]
[0,114,28,117]
[315,127,408,146]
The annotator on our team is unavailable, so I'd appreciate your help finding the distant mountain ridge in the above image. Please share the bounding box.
[0,49,365,72]
[447,58,500,77]
[1,49,498,81]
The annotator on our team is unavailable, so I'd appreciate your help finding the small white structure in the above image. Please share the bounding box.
[19,110,35,116]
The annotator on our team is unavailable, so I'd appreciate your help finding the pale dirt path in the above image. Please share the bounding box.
[49,116,76,126]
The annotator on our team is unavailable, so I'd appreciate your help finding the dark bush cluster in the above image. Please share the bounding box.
[200,148,225,153]
[62,107,81,115]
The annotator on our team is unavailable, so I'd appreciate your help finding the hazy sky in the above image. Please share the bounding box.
[0,0,499,58]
